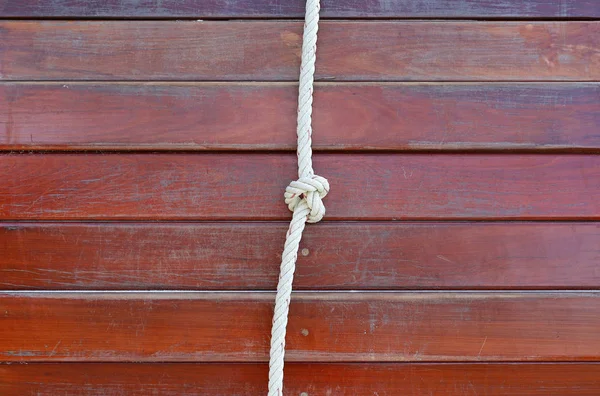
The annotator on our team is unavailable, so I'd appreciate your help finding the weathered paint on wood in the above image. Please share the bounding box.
[1,292,598,362]
[2,222,599,290]
[2,363,600,395]
[2,22,599,81]
[1,0,598,18]
[2,83,599,151]
[1,154,598,220]
[2,0,598,391]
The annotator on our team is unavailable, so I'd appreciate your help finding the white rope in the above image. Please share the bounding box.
[268,0,326,394]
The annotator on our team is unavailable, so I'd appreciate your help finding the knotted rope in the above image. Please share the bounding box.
[268,0,326,394]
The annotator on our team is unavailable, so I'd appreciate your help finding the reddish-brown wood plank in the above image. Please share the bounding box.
[1,154,598,220]
[2,363,600,396]
[2,22,598,81]
[2,83,599,151]
[1,0,598,18]
[1,292,598,362]
[2,222,599,290]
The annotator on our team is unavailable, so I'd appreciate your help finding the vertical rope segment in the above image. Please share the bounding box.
[268,0,327,394]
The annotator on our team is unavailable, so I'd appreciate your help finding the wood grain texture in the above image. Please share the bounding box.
[2,83,599,151]
[2,21,599,81]
[1,154,599,220]
[2,222,600,290]
[1,0,598,18]
[2,363,600,396]
[1,292,599,362]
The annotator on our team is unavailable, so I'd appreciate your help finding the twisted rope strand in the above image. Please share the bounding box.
[268,0,326,394]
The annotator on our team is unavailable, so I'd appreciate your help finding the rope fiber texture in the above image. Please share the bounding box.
[268,0,327,394]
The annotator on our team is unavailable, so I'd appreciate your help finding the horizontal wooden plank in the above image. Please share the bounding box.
[1,154,598,220]
[1,292,599,362]
[2,363,600,396]
[2,22,598,81]
[1,1,599,18]
[3,83,599,151]
[2,222,599,290]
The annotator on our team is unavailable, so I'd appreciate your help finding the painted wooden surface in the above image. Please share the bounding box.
[2,21,599,81]
[2,0,598,392]
[1,0,598,18]
[1,154,598,220]
[2,83,599,151]
[1,292,598,362]
[2,363,600,396]
[2,222,599,290]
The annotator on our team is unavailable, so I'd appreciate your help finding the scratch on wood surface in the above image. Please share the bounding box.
[436,255,455,264]
[48,340,61,357]
[478,336,488,357]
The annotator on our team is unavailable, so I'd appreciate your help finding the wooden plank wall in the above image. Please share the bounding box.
[1,1,599,395]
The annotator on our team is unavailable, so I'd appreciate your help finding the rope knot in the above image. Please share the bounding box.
[284,175,329,223]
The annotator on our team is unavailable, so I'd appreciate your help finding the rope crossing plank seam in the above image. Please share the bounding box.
[268,0,327,394]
